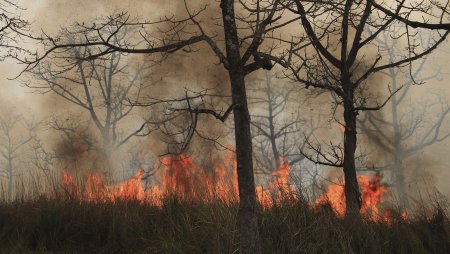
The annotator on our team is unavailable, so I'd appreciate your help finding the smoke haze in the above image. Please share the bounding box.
[0,0,449,201]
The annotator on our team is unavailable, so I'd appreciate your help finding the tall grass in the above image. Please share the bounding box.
[0,192,448,253]
[0,171,448,253]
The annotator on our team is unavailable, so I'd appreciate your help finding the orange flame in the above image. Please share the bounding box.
[256,158,296,208]
[58,152,240,205]
[314,175,388,221]
[58,154,296,207]
[57,153,403,224]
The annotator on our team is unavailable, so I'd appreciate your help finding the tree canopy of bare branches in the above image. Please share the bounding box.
[27,28,158,171]
[0,114,37,200]
[249,72,308,173]
[283,0,448,216]
[358,26,450,208]
[0,0,30,61]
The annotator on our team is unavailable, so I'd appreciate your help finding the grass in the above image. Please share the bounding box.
[0,194,448,254]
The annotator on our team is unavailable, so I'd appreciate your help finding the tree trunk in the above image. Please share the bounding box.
[269,132,281,170]
[7,157,13,201]
[220,1,261,253]
[343,92,362,217]
[267,80,281,170]
[101,132,114,177]
[394,159,409,208]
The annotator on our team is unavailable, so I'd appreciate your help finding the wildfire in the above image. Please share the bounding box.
[59,152,239,204]
[314,174,392,221]
[58,153,403,223]
[256,158,296,208]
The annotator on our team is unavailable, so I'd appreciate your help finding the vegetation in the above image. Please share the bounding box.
[0,189,448,254]
[0,1,449,253]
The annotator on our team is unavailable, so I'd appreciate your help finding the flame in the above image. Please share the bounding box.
[161,155,198,198]
[116,168,146,201]
[58,152,240,205]
[61,171,80,198]
[57,154,296,207]
[314,175,389,221]
[257,158,296,208]
[57,153,403,224]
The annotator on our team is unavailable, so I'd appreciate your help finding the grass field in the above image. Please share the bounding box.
[0,193,448,254]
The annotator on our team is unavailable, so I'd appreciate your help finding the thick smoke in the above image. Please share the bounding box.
[1,1,449,199]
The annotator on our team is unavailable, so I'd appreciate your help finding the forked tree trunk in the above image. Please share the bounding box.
[343,91,362,217]
[221,1,261,253]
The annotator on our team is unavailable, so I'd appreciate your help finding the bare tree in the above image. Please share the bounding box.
[0,1,30,60]
[371,0,450,30]
[20,1,288,252]
[0,114,37,201]
[28,29,156,170]
[249,72,307,173]
[283,0,448,216]
[358,27,450,208]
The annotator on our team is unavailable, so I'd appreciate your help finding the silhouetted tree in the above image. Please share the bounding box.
[371,0,450,30]
[0,1,30,60]
[284,0,448,216]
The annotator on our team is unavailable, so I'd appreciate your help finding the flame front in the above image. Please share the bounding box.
[314,174,389,221]
[58,154,401,223]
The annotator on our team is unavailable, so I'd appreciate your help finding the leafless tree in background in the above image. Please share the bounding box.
[0,115,38,201]
[249,72,308,173]
[283,0,448,216]
[28,29,156,172]
[358,26,450,209]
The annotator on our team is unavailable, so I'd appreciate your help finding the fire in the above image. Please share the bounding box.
[57,154,295,207]
[61,171,80,198]
[57,153,403,223]
[58,152,239,204]
[116,168,146,201]
[161,155,198,198]
[257,158,296,208]
[314,174,389,221]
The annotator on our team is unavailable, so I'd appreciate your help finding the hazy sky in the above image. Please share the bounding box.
[2,1,450,198]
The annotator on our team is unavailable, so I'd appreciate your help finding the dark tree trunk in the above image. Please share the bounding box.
[343,90,362,217]
[220,1,261,253]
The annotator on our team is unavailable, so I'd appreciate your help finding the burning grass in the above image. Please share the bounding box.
[0,154,449,253]
[0,195,448,253]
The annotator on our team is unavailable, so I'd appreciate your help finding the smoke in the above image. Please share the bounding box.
[20,0,233,172]
[0,0,448,201]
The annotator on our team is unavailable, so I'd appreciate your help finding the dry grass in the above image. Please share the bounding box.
[0,191,448,254]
